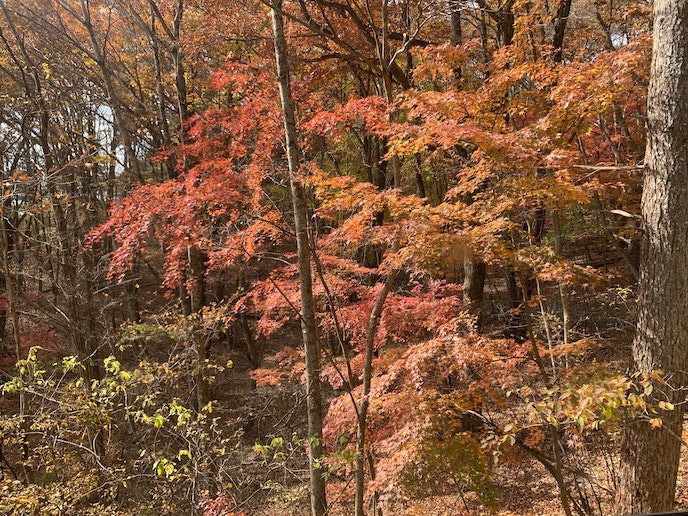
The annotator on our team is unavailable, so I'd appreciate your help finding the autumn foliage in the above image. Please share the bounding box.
[0,0,660,513]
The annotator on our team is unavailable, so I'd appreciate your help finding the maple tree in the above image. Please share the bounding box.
[0,0,679,513]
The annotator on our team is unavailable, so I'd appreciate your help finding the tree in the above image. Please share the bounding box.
[270,1,327,514]
[0,0,667,511]
[615,1,688,512]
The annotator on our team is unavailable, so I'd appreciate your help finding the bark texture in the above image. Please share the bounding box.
[615,1,688,512]
[271,3,328,514]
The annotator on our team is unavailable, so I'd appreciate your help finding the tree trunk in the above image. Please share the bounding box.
[551,0,573,62]
[240,313,262,368]
[551,212,571,347]
[615,2,688,512]
[270,3,327,514]
[463,256,486,329]
[355,268,397,516]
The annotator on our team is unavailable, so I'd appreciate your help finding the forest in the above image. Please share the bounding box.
[0,0,684,513]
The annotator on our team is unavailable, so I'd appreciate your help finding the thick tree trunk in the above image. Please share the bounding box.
[270,3,328,515]
[551,0,573,62]
[463,256,486,329]
[615,2,688,512]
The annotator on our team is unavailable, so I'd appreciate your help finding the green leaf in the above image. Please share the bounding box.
[153,414,166,428]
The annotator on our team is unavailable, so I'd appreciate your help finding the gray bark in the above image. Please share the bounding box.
[270,3,328,514]
[615,1,688,512]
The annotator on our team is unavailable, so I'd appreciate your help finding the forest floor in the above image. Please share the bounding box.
[235,266,688,515]
[247,428,688,516]
[7,264,688,515]
[219,341,621,516]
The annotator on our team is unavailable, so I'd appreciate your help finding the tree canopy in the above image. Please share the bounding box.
[0,0,677,514]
